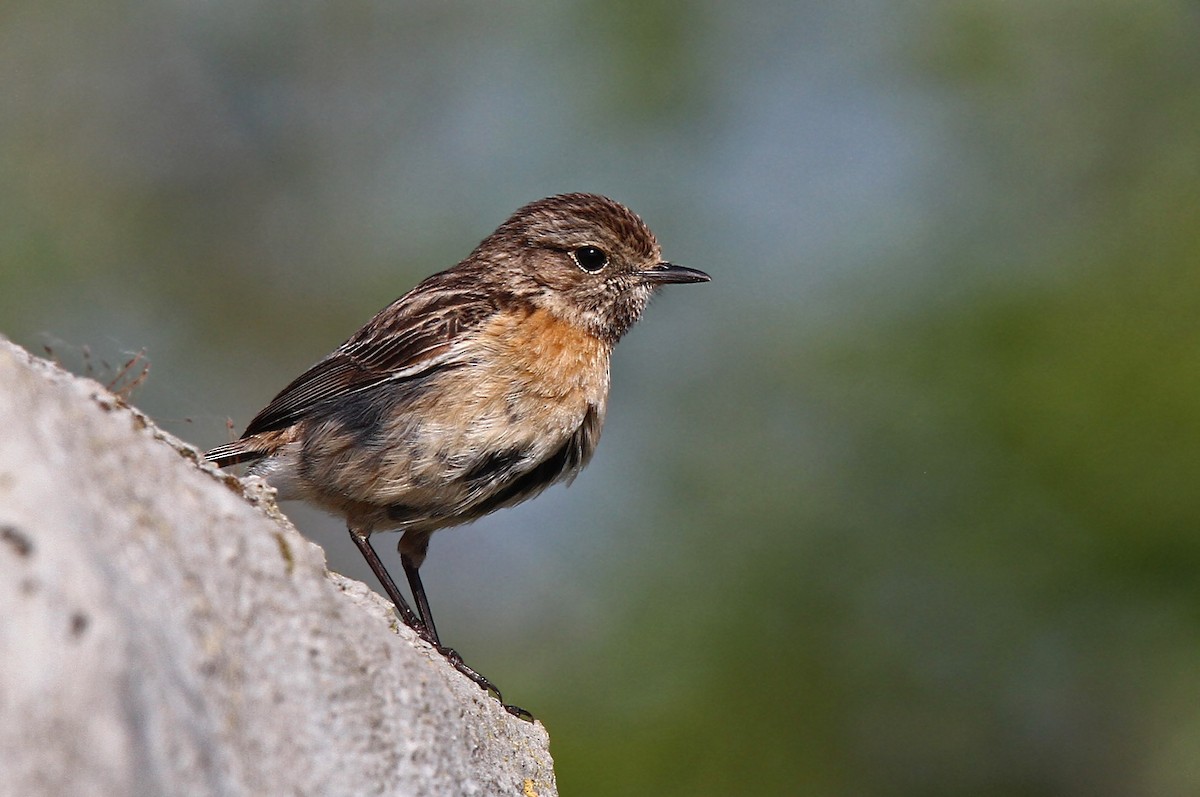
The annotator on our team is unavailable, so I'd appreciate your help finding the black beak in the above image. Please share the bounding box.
[639,262,711,285]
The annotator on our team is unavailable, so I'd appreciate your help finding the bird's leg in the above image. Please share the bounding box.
[352,527,495,700]
[399,541,441,645]
[348,527,426,632]
[399,533,532,720]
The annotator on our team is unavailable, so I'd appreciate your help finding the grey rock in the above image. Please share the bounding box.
[0,338,556,797]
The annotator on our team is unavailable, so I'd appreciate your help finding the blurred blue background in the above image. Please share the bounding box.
[4,1,1200,794]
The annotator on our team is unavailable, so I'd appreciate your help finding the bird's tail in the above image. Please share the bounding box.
[205,439,270,468]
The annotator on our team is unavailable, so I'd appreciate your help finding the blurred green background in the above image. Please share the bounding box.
[4,1,1200,794]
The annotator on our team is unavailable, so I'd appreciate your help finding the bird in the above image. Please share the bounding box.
[206,193,709,713]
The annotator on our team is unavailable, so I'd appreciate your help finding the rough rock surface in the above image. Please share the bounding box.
[0,338,556,797]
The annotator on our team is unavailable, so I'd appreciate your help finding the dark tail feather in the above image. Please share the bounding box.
[205,440,270,468]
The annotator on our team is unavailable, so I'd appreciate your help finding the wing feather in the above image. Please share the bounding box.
[240,276,500,437]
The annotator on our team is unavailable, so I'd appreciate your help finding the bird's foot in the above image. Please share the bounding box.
[429,641,533,720]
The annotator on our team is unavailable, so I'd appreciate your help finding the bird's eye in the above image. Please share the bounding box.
[571,246,608,273]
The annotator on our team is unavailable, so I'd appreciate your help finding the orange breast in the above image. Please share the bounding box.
[483,306,611,402]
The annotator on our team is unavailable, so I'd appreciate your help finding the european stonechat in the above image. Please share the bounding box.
[207,193,709,713]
